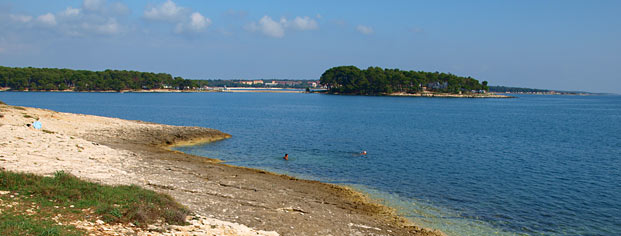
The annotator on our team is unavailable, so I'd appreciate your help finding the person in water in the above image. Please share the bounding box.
[361,150,367,155]
[283,153,289,160]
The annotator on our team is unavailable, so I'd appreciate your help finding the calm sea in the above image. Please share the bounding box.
[1,92,619,235]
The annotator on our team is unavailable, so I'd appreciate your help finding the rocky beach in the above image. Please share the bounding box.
[0,102,443,236]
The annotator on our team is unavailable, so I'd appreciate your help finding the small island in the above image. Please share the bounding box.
[319,66,510,98]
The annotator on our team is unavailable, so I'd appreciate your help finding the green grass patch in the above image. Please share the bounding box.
[0,214,82,236]
[0,170,190,227]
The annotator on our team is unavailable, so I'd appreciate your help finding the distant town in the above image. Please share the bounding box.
[200,79,323,90]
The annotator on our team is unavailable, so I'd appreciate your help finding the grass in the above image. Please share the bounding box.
[23,114,34,119]
[0,214,82,236]
[0,170,190,234]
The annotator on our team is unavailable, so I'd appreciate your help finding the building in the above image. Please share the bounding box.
[239,80,264,85]
[426,81,448,90]
[307,81,319,88]
[265,80,278,86]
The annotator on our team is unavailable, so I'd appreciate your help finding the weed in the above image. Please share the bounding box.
[0,170,190,227]
[23,114,33,119]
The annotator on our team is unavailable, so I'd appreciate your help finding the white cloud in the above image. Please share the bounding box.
[144,0,186,22]
[356,25,374,35]
[9,14,33,23]
[5,1,128,36]
[95,18,120,34]
[189,12,210,31]
[175,12,211,33]
[144,0,211,34]
[289,16,318,30]
[83,0,105,12]
[246,15,319,38]
[61,7,81,17]
[248,15,285,38]
[37,13,57,26]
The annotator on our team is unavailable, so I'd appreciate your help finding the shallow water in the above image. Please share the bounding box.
[2,92,620,235]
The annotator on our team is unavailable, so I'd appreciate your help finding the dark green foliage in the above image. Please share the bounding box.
[320,66,488,95]
[0,170,189,226]
[0,66,207,91]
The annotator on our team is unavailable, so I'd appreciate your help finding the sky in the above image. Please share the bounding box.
[1,0,620,93]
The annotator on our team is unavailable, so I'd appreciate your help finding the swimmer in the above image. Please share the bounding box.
[361,150,367,155]
[283,153,289,160]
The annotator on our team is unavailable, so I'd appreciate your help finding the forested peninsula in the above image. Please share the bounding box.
[0,66,207,91]
[320,66,489,95]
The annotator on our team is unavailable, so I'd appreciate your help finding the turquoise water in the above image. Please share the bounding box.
[1,92,620,235]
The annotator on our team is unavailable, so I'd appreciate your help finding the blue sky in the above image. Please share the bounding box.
[1,0,620,93]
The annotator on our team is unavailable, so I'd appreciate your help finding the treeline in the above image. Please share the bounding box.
[0,66,208,91]
[319,66,488,95]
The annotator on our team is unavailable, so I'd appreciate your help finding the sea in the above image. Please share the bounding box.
[1,91,619,236]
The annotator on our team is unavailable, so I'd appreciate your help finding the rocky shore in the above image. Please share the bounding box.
[0,103,444,236]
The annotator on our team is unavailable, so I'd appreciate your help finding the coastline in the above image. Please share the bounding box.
[388,92,513,98]
[0,103,444,236]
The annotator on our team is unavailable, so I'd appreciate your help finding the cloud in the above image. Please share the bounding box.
[175,12,211,33]
[9,14,33,23]
[3,0,131,36]
[246,16,285,38]
[144,0,211,34]
[61,7,81,17]
[289,16,318,30]
[37,13,57,26]
[144,0,186,22]
[356,25,374,35]
[246,15,319,38]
